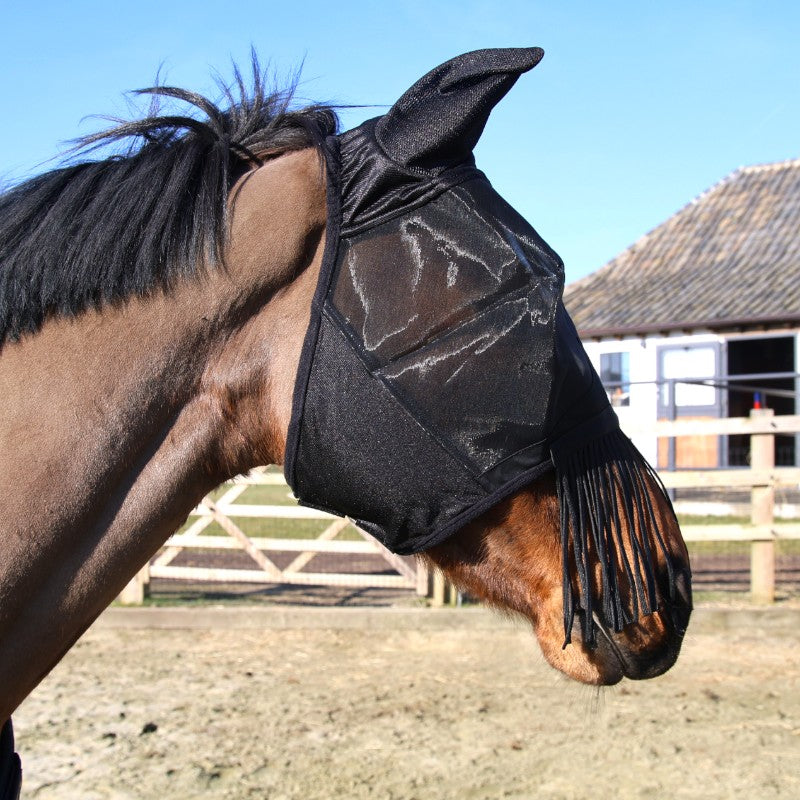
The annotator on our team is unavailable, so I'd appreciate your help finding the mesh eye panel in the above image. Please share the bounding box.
[333,180,560,362]
[377,292,553,472]
[330,178,562,474]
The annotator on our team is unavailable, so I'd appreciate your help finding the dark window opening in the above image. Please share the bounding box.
[601,352,630,407]
[726,336,796,467]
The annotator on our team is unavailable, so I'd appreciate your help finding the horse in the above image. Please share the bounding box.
[0,49,691,795]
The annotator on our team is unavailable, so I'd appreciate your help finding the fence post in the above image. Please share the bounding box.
[416,559,429,596]
[667,379,677,472]
[431,570,446,606]
[118,563,150,605]
[750,408,775,603]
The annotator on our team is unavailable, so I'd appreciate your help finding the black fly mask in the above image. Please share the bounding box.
[284,48,677,646]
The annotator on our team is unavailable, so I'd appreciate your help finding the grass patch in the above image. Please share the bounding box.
[690,590,751,604]
[238,484,298,506]
[175,516,364,540]
[175,478,363,540]
[678,513,800,554]
[687,541,750,556]
[677,514,750,527]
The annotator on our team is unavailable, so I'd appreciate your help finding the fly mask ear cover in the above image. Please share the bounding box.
[284,48,679,646]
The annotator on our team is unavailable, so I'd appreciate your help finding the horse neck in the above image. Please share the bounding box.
[0,148,326,720]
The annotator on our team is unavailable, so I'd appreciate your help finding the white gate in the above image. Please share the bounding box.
[133,469,424,598]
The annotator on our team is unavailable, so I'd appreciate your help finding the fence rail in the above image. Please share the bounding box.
[656,468,800,488]
[626,414,800,437]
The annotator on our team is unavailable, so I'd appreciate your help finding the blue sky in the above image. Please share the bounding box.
[2,1,798,283]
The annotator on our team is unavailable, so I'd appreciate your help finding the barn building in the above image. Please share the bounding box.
[564,158,800,470]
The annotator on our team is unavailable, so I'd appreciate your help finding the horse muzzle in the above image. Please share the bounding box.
[591,565,692,684]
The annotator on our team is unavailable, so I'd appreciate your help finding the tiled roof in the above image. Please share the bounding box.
[564,159,800,337]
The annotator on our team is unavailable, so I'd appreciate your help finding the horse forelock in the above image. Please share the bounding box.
[0,59,338,346]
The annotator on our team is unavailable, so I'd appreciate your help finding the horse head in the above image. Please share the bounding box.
[0,51,691,737]
[282,48,692,684]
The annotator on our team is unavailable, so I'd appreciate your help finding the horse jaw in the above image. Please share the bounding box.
[422,472,691,686]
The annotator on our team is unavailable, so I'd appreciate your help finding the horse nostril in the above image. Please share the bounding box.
[668,567,693,635]
[675,566,693,608]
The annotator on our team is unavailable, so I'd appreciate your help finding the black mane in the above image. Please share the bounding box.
[0,61,337,343]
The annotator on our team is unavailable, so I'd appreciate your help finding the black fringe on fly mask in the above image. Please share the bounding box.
[550,414,678,650]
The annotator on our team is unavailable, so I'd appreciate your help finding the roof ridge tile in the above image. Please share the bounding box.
[565,159,800,336]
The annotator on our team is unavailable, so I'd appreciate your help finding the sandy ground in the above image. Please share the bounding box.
[13,608,800,800]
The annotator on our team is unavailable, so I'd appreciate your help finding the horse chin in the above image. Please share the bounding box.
[529,600,625,686]
[532,573,692,686]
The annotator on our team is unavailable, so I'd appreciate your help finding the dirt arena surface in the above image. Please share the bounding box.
[14,607,800,800]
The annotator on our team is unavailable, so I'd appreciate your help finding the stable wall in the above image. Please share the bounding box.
[581,329,800,468]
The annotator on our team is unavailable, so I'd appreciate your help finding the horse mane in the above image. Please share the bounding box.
[0,60,338,344]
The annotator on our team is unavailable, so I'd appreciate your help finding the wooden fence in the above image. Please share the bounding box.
[120,409,800,605]
[625,408,800,602]
[119,470,426,604]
